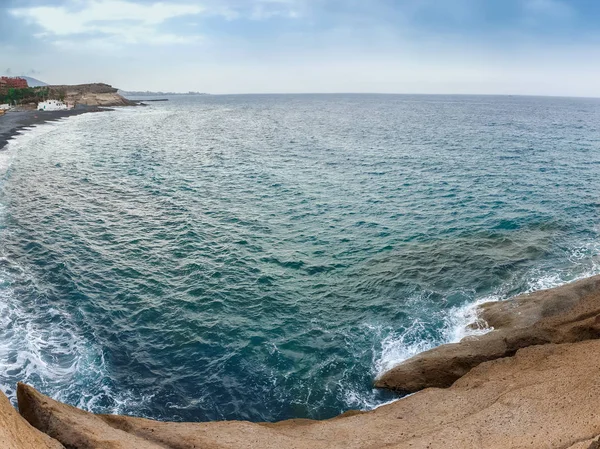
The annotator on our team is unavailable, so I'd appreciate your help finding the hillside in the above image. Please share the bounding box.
[47,83,136,107]
[18,76,48,87]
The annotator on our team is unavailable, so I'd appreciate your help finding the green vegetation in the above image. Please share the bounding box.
[57,87,66,102]
[0,87,50,105]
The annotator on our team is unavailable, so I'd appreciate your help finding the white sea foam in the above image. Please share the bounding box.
[0,264,150,414]
[0,116,133,412]
[0,118,73,175]
[0,270,98,400]
[338,300,487,412]
[371,295,496,380]
[343,387,399,411]
[441,295,498,343]
[371,253,600,392]
[360,238,600,414]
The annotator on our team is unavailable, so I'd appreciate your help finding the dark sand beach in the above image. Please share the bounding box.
[0,106,109,150]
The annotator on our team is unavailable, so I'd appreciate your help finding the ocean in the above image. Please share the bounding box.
[1,94,600,422]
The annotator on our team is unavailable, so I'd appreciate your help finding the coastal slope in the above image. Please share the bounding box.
[47,83,135,107]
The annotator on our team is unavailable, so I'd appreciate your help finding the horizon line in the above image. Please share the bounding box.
[121,91,600,100]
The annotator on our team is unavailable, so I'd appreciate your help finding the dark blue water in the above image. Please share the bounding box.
[1,94,600,422]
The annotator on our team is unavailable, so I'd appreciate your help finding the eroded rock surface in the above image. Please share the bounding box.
[0,388,64,449]
[16,338,600,448]
[375,274,600,392]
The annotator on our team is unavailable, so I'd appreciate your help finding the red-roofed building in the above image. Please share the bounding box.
[0,77,28,93]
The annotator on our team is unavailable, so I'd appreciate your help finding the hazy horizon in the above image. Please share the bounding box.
[3,0,600,96]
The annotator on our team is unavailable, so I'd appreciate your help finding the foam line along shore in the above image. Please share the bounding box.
[0,107,109,150]
[0,82,139,150]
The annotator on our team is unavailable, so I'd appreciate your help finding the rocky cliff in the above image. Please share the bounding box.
[4,276,600,448]
[0,387,63,449]
[47,83,135,107]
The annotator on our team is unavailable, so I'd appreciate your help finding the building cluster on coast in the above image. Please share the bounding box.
[0,76,28,93]
[0,77,36,113]
[0,78,151,114]
[0,77,93,112]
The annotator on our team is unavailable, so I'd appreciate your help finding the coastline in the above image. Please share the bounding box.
[1,97,600,447]
[5,275,600,448]
[0,106,111,151]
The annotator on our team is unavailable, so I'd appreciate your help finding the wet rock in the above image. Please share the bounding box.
[375,274,600,392]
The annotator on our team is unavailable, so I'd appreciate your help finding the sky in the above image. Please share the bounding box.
[2,0,600,95]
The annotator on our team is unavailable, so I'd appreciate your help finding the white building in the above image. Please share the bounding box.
[38,100,69,111]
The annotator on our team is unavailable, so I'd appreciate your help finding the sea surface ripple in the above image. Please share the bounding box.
[1,94,600,421]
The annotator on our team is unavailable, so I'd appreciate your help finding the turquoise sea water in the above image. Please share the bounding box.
[1,94,600,421]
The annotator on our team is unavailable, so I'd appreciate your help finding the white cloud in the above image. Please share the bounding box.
[9,0,306,47]
[10,0,205,45]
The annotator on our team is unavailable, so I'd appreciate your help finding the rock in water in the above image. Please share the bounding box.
[375,274,600,392]
[15,339,600,448]
[0,389,64,448]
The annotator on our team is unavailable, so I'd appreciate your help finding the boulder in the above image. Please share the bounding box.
[0,388,63,448]
[375,274,600,392]
[16,339,600,448]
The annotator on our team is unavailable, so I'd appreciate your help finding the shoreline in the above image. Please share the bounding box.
[5,275,600,447]
[1,100,599,446]
[0,106,111,151]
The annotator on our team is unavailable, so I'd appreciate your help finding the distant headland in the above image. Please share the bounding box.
[0,76,212,109]
[1,77,135,108]
[118,89,209,96]
[0,77,138,151]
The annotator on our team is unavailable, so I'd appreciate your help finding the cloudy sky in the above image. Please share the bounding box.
[2,0,600,95]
